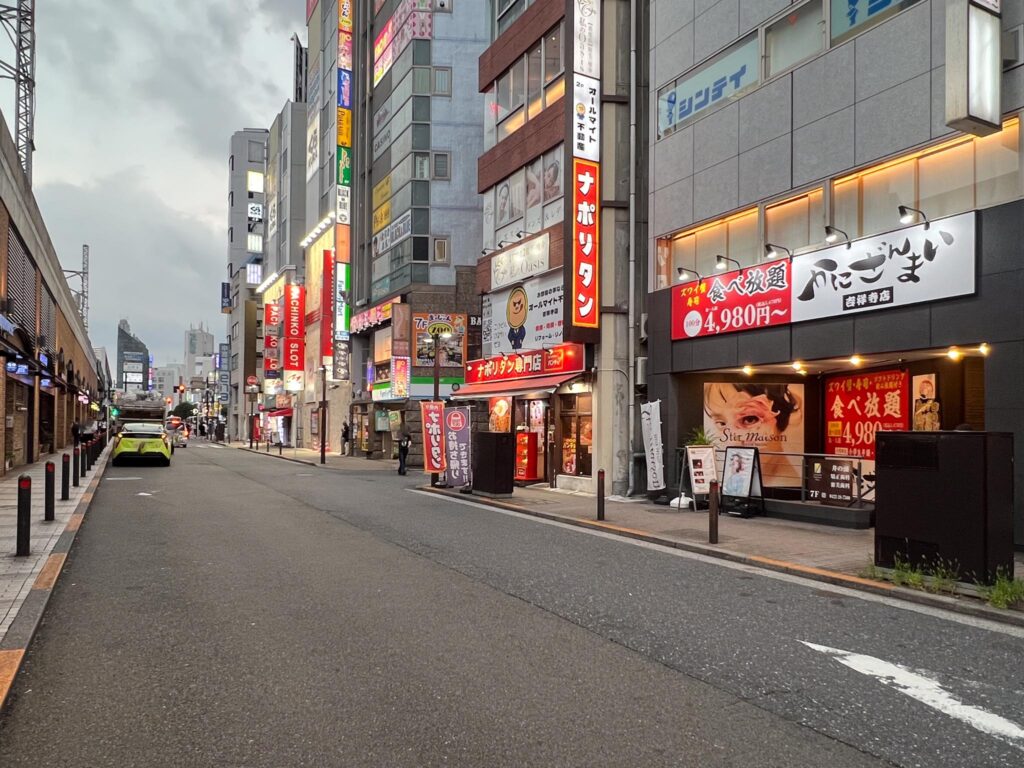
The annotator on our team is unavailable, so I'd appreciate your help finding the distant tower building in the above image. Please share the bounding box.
[184,323,215,380]
[116,319,150,392]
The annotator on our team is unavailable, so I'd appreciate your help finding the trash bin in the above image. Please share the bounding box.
[874,431,1014,584]
[472,431,514,497]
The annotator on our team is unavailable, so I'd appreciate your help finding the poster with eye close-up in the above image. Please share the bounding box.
[703,382,804,488]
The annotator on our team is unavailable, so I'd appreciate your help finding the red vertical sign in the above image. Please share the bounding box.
[571,158,600,329]
[824,370,909,460]
[263,302,282,375]
[283,284,305,373]
[321,250,334,360]
[420,400,447,473]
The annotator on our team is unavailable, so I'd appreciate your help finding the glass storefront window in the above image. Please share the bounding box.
[765,0,824,77]
[918,140,974,219]
[527,44,543,118]
[860,159,915,238]
[559,394,592,477]
[543,24,562,84]
[976,121,1021,208]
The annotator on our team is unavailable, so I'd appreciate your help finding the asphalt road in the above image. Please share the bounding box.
[0,444,1021,767]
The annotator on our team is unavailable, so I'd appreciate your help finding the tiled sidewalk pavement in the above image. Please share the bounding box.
[0,448,107,646]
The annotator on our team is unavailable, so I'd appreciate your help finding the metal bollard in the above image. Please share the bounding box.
[73,446,80,487]
[45,461,55,522]
[597,468,605,521]
[708,480,720,545]
[16,475,30,556]
[82,443,89,476]
[61,453,70,500]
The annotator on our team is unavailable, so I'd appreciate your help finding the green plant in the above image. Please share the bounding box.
[859,558,882,581]
[925,558,961,597]
[891,554,926,590]
[687,426,713,445]
[979,569,1024,610]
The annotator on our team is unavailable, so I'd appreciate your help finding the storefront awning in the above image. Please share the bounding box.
[267,408,293,418]
[450,373,578,400]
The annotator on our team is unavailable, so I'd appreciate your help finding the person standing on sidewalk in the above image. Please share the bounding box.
[397,422,412,475]
[71,420,81,446]
[340,421,351,456]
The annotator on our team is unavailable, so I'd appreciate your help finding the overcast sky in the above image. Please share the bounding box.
[2,0,303,366]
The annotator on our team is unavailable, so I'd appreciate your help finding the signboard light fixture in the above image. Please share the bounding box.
[898,205,930,228]
[715,254,741,271]
[765,243,791,259]
[824,225,850,247]
[677,267,703,283]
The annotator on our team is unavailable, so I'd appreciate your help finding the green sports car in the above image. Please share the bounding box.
[111,422,173,466]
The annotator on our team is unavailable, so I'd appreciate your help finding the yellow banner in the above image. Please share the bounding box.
[337,108,352,147]
[372,174,392,210]
[372,201,391,233]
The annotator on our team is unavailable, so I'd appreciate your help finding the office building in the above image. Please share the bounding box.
[116,319,151,392]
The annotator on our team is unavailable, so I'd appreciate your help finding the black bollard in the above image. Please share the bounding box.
[708,480,720,545]
[597,468,606,521]
[61,453,70,500]
[73,447,80,487]
[44,461,55,522]
[81,443,89,476]
[16,475,30,556]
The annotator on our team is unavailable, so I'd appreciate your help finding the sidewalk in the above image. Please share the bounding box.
[1,445,109,706]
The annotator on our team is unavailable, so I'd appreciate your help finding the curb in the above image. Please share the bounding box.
[420,486,1024,629]
[235,446,318,467]
[0,447,111,710]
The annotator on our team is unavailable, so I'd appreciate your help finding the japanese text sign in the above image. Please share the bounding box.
[571,158,600,329]
[791,212,976,323]
[443,406,472,488]
[573,74,601,162]
[658,35,758,136]
[283,284,305,373]
[464,343,585,385]
[671,261,792,339]
[573,0,601,79]
[264,302,282,375]
[824,370,909,461]
[420,401,447,474]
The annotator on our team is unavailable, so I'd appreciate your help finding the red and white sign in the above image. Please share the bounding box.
[824,370,909,461]
[671,261,793,339]
[571,158,600,329]
[464,343,585,385]
[246,375,258,387]
[283,284,305,372]
[321,250,334,361]
[264,302,282,375]
[420,400,447,474]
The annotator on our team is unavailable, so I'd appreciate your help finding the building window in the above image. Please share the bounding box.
[248,140,264,163]
[484,144,564,250]
[765,1,824,78]
[247,234,263,253]
[495,0,535,38]
[229,155,234,171]
[655,208,759,289]
[484,22,565,150]
[433,237,449,263]
[832,118,1021,239]
[231,323,239,340]
[433,67,452,96]
[228,226,233,243]
[764,188,825,254]
[432,152,450,180]
[229,191,234,208]
[246,263,263,285]
[247,171,264,194]
[830,0,920,45]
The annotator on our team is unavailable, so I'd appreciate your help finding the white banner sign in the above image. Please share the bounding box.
[572,74,601,162]
[573,0,601,79]
[686,445,718,495]
[491,234,550,290]
[306,109,320,182]
[482,270,564,357]
[640,401,665,491]
[790,212,976,323]
[371,209,412,257]
[336,185,351,225]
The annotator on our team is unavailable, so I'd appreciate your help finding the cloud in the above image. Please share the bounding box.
[35,169,224,365]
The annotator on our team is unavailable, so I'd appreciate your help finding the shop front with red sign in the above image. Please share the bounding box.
[671,261,792,340]
[283,284,306,393]
[824,370,910,461]
[454,342,590,485]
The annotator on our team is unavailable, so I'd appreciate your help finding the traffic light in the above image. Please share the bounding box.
[110,408,120,418]
[177,384,186,394]
[165,397,173,405]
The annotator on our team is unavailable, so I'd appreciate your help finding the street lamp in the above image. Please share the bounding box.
[319,364,327,465]
[429,329,452,487]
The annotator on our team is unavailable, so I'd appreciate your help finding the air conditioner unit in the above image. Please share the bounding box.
[638,312,648,342]
[635,356,648,389]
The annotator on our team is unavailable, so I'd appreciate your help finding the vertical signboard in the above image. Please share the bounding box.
[321,250,334,363]
[566,0,601,338]
[264,302,282,377]
[420,401,447,474]
[332,0,355,380]
[443,406,472,488]
[220,282,231,313]
[283,284,306,392]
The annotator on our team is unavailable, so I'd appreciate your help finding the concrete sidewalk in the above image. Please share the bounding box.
[1,444,109,706]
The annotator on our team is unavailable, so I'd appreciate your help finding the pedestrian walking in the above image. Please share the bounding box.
[397,422,412,476]
[340,420,351,456]
[71,420,81,446]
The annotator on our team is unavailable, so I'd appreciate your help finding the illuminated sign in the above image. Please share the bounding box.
[572,74,601,163]
[490,234,550,290]
[283,284,305,373]
[264,302,282,375]
[372,200,392,233]
[337,108,352,146]
[372,174,392,209]
[573,0,601,79]
[571,158,600,328]
[945,0,1002,136]
[337,69,353,109]
[351,300,397,333]
[464,343,586,385]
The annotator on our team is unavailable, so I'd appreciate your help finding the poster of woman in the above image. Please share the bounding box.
[703,382,804,487]
[722,448,756,497]
[912,374,941,431]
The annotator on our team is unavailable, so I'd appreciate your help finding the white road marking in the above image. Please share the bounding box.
[137,492,152,497]
[408,489,1024,639]
[105,477,142,481]
[802,641,1024,748]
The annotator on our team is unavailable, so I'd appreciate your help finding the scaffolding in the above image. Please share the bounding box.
[63,244,89,332]
[0,1,34,184]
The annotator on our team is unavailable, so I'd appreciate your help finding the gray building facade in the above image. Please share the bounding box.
[646,1,1024,544]
[116,319,150,392]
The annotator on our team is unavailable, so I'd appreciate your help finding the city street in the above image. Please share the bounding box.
[0,445,1020,766]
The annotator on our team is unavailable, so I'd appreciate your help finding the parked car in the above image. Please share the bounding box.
[111,422,172,466]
